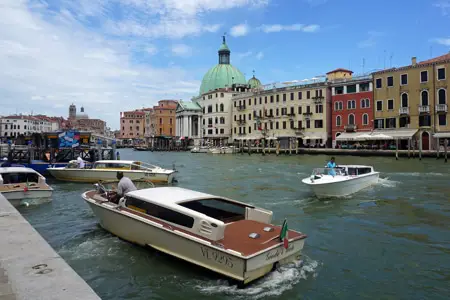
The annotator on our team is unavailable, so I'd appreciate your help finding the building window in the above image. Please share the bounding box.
[376,100,383,111]
[386,118,396,129]
[298,106,302,114]
[220,117,225,124]
[399,116,410,128]
[315,104,323,113]
[306,120,311,128]
[347,100,356,109]
[220,128,224,134]
[375,78,382,89]
[419,115,431,127]
[282,121,286,129]
[439,114,447,126]
[437,68,446,80]
[387,76,394,87]
[290,93,294,100]
[348,114,355,125]
[362,114,369,125]
[307,91,310,99]
[401,93,408,108]
[360,82,370,92]
[208,105,212,113]
[361,98,370,108]
[334,102,340,111]
[270,95,274,103]
[347,84,356,93]
[336,115,341,126]
[401,74,408,85]
[220,103,224,112]
[276,122,279,129]
[298,92,302,99]
[387,99,394,110]
[421,90,429,106]
[438,89,447,104]
[314,120,323,128]
[420,71,428,83]
[298,120,302,129]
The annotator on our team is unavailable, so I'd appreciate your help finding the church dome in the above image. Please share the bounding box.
[248,73,262,89]
[199,36,246,95]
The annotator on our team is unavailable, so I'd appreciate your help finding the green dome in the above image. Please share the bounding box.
[248,75,262,88]
[200,64,246,95]
[199,35,246,95]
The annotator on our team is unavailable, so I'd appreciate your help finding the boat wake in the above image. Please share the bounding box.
[196,256,319,299]
[377,177,399,188]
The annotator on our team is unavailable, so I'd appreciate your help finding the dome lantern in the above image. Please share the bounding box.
[218,35,230,65]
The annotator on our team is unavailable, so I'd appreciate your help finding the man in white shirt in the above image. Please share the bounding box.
[77,156,85,168]
[116,171,137,198]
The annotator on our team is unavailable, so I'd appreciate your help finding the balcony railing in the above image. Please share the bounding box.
[238,132,246,136]
[294,127,305,135]
[287,113,295,118]
[436,104,448,113]
[398,107,409,115]
[344,124,357,132]
[264,114,274,118]
[236,105,246,111]
[418,105,430,114]
[303,112,313,119]
[237,120,246,125]
[312,96,324,103]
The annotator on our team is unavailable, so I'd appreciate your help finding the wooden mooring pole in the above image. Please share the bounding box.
[436,138,440,160]
[395,138,399,160]
[445,139,448,163]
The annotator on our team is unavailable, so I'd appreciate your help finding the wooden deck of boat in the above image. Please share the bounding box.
[0,182,51,192]
[86,191,307,257]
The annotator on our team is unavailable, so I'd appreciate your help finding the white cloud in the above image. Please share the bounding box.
[256,51,264,60]
[0,0,200,129]
[357,31,384,48]
[145,45,158,55]
[433,1,450,15]
[304,0,328,6]
[171,44,192,57]
[230,23,250,37]
[432,37,450,46]
[260,24,320,33]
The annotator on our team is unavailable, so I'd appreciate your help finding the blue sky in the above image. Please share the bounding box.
[0,0,449,129]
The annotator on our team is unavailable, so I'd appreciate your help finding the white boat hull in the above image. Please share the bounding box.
[48,168,175,184]
[302,172,379,198]
[2,189,53,207]
[84,198,304,284]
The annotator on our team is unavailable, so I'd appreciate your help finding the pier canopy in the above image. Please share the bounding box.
[336,129,418,141]
[434,132,450,138]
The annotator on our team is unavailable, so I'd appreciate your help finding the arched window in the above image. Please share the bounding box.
[362,113,369,125]
[339,101,343,110]
[220,117,225,124]
[348,114,355,125]
[401,93,408,108]
[334,102,339,111]
[336,115,341,126]
[421,90,429,106]
[215,104,218,112]
[220,103,224,112]
[438,89,447,105]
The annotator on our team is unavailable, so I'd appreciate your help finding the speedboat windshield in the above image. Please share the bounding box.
[311,167,345,176]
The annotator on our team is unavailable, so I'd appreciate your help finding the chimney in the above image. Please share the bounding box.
[411,57,417,66]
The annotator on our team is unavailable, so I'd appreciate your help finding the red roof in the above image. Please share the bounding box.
[418,52,450,65]
[326,68,353,75]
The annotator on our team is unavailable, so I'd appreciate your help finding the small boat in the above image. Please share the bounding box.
[82,186,307,285]
[47,160,177,184]
[191,146,209,153]
[301,165,380,198]
[208,146,236,154]
[0,167,53,206]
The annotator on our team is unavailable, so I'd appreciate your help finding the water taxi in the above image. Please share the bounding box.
[82,186,307,285]
[47,160,177,184]
[301,165,380,198]
[0,167,53,206]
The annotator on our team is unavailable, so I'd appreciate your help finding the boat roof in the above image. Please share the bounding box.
[0,167,40,174]
[337,165,373,168]
[95,160,137,164]
[127,187,218,204]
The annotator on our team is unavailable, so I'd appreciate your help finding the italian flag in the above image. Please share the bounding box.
[279,219,289,249]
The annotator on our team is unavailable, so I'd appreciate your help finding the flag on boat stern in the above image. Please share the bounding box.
[279,219,289,249]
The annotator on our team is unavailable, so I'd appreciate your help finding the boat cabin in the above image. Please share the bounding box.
[92,160,151,171]
[0,167,46,185]
[117,187,273,242]
[314,165,375,177]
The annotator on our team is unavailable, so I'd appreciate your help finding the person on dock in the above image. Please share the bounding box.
[326,157,337,177]
[112,171,137,203]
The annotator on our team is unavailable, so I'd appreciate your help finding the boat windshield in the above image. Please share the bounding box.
[179,198,247,223]
[311,167,346,176]
[1,172,39,184]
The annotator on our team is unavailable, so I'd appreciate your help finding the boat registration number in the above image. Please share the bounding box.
[200,246,234,268]
[265,243,295,261]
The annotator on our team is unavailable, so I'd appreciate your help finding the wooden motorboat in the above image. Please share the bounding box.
[82,186,307,285]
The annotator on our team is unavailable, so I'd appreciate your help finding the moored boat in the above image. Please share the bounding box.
[191,146,209,153]
[0,167,53,206]
[301,165,380,198]
[47,160,177,184]
[82,186,307,285]
[208,146,236,154]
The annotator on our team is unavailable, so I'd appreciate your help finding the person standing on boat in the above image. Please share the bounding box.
[77,156,85,169]
[115,171,137,199]
[326,157,337,177]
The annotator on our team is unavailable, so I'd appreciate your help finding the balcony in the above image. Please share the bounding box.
[237,120,246,125]
[294,127,305,135]
[303,112,313,119]
[418,105,430,114]
[398,107,409,115]
[312,96,324,103]
[344,124,357,132]
[287,113,295,119]
[236,105,246,111]
[264,114,274,118]
[238,132,246,136]
[436,104,448,113]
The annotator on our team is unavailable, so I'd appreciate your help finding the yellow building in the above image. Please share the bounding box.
[372,53,449,150]
[231,78,330,148]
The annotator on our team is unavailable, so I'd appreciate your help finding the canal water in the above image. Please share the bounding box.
[19,149,450,300]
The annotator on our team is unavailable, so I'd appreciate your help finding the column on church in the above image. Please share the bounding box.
[183,115,189,138]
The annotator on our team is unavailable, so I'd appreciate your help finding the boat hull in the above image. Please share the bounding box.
[302,172,380,198]
[47,168,175,184]
[23,161,68,176]
[2,189,53,207]
[84,198,304,284]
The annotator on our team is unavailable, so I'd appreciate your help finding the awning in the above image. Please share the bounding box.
[304,136,323,140]
[434,132,450,138]
[382,129,418,139]
[336,132,365,141]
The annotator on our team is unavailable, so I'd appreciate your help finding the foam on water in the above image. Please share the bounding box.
[196,256,320,299]
[58,235,123,261]
[377,177,399,188]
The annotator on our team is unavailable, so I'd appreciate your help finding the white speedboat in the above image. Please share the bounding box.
[0,167,53,206]
[47,160,177,184]
[208,146,236,154]
[301,165,380,198]
[191,146,209,153]
[82,186,307,285]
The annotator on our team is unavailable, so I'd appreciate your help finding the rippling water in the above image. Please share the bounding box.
[19,150,450,300]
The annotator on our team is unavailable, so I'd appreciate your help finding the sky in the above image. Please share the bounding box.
[0,0,449,130]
